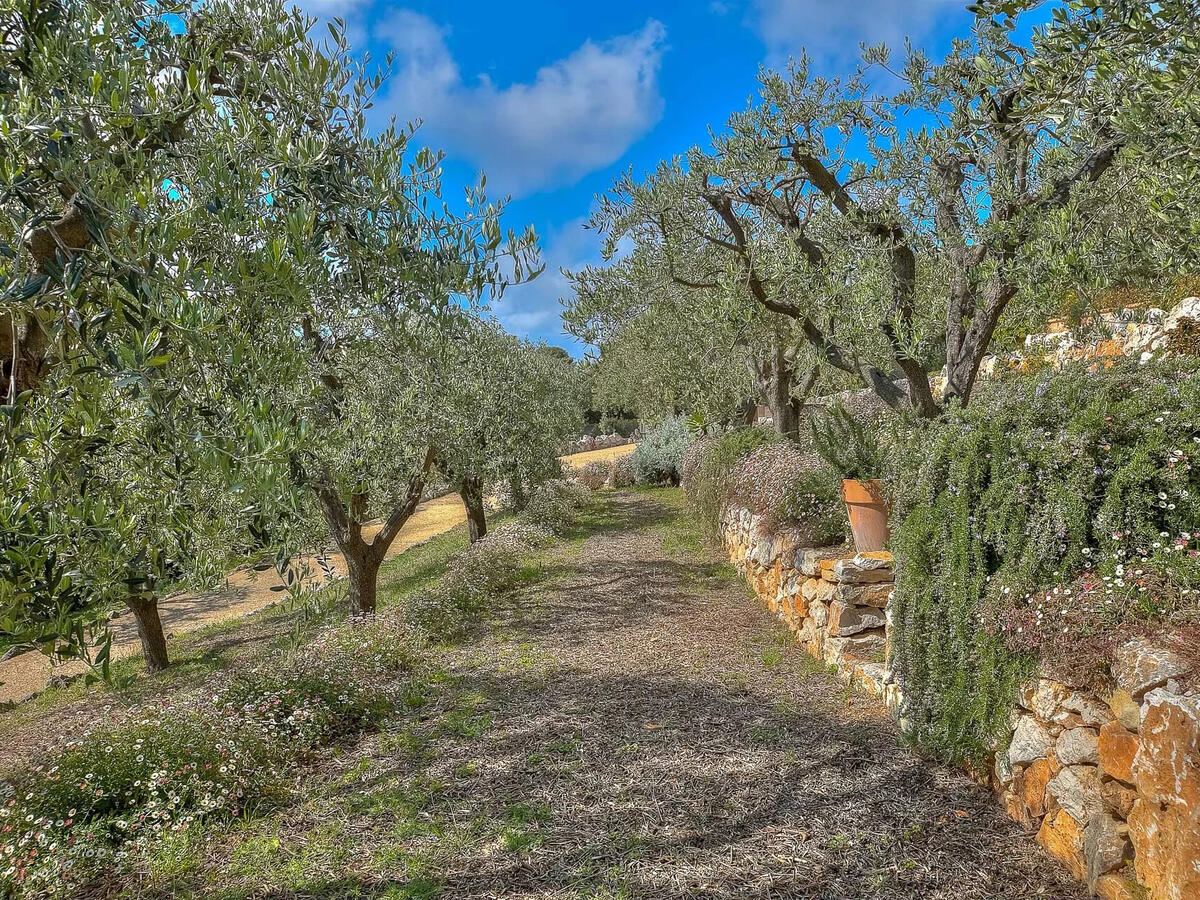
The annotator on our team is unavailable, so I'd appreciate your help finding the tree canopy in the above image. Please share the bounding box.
[569,0,1200,424]
[0,0,558,671]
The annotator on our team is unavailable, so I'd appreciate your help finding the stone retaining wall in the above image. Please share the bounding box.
[721,505,1198,900]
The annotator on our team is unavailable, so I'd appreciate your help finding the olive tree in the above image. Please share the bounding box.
[567,213,842,437]
[0,0,441,668]
[430,320,581,541]
[589,2,1200,418]
[265,145,540,612]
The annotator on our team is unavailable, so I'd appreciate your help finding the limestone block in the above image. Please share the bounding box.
[1025,679,1113,728]
[823,629,886,667]
[835,581,893,609]
[808,598,829,631]
[1132,689,1200,810]
[1056,727,1100,766]
[827,600,886,636]
[1106,689,1141,732]
[833,553,895,584]
[1017,755,1059,821]
[1046,764,1104,826]
[994,750,1015,789]
[1037,808,1088,882]
[1093,873,1141,900]
[795,546,850,577]
[850,662,887,696]
[1009,714,1055,766]
[1128,797,1200,900]
[853,550,894,569]
[802,577,837,605]
[1100,778,1137,819]
[1113,638,1188,699]
[1083,812,1132,886]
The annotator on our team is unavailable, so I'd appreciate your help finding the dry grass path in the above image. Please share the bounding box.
[0,446,635,706]
[148,489,1087,900]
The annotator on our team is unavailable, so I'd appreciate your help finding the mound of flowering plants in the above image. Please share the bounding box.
[576,460,611,490]
[0,616,415,896]
[406,518,560,641]
[609,453,637,488]
[683,428,780,537]
[724,443,845,544]
[1,712,286,892]
[522,479,589,535]
[890,359,1200,762]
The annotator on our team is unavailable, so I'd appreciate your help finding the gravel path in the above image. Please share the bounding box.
[303,491,1089,900]
[64,489,1087,899]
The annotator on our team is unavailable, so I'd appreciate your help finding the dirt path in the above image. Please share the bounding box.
[557,443,635,469]
[181,491,1087,899]
[0,446,636,706]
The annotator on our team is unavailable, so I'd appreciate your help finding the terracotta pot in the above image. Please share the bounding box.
[842,478,890,553]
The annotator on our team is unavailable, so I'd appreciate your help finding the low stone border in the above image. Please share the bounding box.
[721,505,1198,900]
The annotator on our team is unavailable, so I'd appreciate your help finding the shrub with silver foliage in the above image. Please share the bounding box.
[633,416,690,484]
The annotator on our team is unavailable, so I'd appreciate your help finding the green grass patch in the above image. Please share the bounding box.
[498,801,551,853]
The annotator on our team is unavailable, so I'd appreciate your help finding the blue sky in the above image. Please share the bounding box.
[299,1,981,352]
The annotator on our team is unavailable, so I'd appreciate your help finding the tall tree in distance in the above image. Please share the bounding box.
[431,320,581,542]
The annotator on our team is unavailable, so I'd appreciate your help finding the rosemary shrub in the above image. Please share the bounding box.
[890,359,1200,764]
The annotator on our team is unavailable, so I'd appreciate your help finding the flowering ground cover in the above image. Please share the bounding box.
[0,483,589,897]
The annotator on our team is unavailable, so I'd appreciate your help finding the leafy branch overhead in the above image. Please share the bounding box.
[0,0,560,670]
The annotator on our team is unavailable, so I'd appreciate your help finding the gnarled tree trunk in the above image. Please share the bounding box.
[2,313,49,403]
[768,341,804,442]
[124,595,170,673]
[309,449,434,618]
[459,475,487,543]
[344,546,383,617]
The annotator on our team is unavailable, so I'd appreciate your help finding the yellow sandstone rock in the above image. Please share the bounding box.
[1098,721,1140,785]
[1037,808,1088,881]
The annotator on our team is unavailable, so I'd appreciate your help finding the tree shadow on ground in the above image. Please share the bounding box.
[129,492,1088,900]
[189,664,1087,900]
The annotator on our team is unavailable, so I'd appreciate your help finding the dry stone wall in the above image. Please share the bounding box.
[721,505,1199,900]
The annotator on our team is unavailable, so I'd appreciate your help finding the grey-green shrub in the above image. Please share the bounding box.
[632,416,690,485]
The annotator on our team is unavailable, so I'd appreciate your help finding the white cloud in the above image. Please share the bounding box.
[751,0,963,66]
[376,12,667,197]
[492,217,599,343]
[298,0,366,12]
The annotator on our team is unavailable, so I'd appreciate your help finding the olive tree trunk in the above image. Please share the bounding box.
[344,546,383,617]
[309,449,434,617]
[124,595,170,673]
[459,475,487,543]
[508,474,528,512]
[768,344,803,442]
